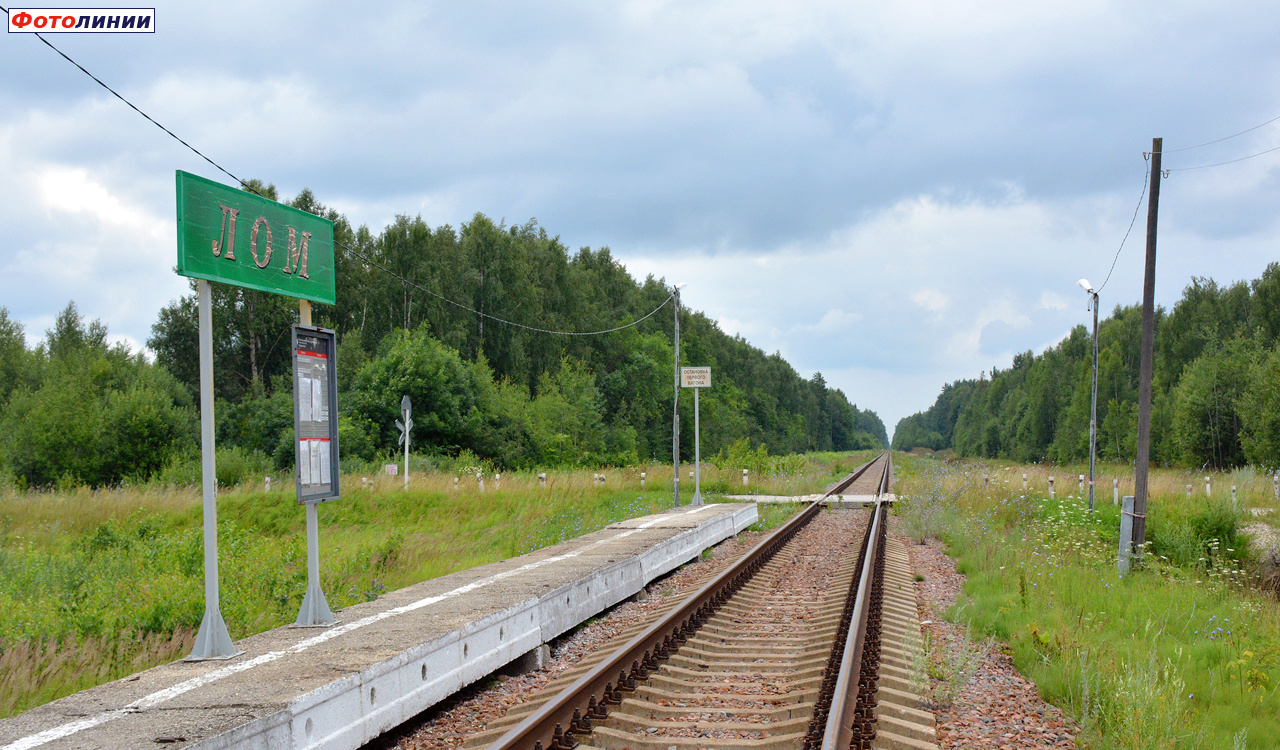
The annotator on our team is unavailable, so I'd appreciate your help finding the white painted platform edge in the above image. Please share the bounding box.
[191,503,758,750]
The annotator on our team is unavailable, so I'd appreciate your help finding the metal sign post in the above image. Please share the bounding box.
[681,367,711,506]
[187,279,240,660]
[292,325,340,626]
[397,396,413,491]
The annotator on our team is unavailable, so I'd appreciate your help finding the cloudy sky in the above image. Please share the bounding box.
[3,1,1280,435]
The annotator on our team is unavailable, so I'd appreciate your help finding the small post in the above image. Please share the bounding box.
[1186,483,1192,497]
[453,476,458,490]
[1232,484,1237,509]
[1049,476,1055,499]
[362,477,368,489]
[1079,474,1085,496]
[265,476,272,492]
[1113,478,1119,505]
[1206,476,1212,496]
[495,473,501,490]
[538,473,547,488]
[983,474,989,490]
[1119,495,1136,576]
[477,472,485,492]
[742,468,749,486]
[639,471,646,487]
[1023,473,1028,491]
[1274,473,1279,500]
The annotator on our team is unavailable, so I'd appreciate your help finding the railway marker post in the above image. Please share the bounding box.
[539,473,547,488]
[743,469,749,486]
[640,471,646,487]
[176,170,335,657]
[1049,476,1055,499]
[1206,476,1212,496]
[1113,478,1119,505]
[681,366,711,505]
[1023,473,1027,491]
[1186,484,1192,497]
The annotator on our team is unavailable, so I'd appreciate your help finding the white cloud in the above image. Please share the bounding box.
[1038,290,1071,310]
[910,288,948,313]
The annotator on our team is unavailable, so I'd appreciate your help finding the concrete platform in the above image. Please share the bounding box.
[0,503,757,750]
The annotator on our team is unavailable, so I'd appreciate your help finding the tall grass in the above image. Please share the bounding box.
[896,455,1280,749]
[0,451,856,717]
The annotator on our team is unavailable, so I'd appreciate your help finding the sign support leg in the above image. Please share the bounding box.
[296,501,335,626]
[189,279,239,660]
[691,387,703,505]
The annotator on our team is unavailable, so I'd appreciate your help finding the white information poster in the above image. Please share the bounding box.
[299,439,312,484]
[299,377,313,422]
[319,441,332,484]
[309,439,323,486]
[310,377,323,422]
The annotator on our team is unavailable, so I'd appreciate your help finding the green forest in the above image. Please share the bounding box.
[0,183,886,489]
[893,263,1280,469]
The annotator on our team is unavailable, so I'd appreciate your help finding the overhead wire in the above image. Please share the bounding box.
[8,8,675,337]
[1164,112,1280,153]
[1096,158,1149,295]
[1166,143,1280,173]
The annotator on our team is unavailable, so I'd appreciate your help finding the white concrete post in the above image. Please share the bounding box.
[1206,476,1212,496]
[1186,484,1192,497]
[1049,476,1055,499]
[1022,473,1028,491]
[453,476,459,490]
[1113,478,1119,505]
[743,468,749,486]
[538,473,547,488]
[1232,485,1237,508]
[495,473,501,490]
[1119,495,1136,576]
[265,476,271,492]
[1079,474,1085,495]
[983,474,989,490]
[477,472,485,492]
[639,471,646,487]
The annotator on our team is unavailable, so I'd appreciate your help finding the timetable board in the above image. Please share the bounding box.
[292,326,340,503]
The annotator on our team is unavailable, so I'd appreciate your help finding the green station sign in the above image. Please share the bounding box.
[175,170,336,304]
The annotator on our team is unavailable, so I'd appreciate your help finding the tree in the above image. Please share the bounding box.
[1171,339,1253,469]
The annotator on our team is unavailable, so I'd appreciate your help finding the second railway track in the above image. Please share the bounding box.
[444,452,935,750]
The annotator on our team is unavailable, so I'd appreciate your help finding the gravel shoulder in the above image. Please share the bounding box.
[889,515,1081,749]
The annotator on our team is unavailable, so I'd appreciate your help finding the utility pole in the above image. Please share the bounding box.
[1132,138,1162,563]
[672,286,682,507]
[1088,289,1098,512]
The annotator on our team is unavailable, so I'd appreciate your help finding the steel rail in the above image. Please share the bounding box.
[484,453,888,750]
[820,454,891,750]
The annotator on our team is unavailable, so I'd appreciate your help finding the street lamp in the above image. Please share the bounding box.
[1078,278,1099,512]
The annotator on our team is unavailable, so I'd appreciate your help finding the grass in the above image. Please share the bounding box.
[894,454,1280,750]
[0,451,858,718]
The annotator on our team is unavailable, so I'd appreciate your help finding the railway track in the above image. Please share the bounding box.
[454,453,936,750]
